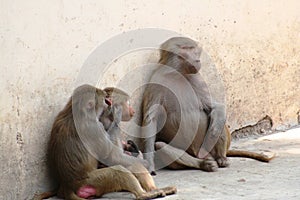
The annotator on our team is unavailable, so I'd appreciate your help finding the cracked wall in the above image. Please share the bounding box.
[0,0,299,199]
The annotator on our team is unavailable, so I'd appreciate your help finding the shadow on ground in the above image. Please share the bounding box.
[49,127,300,200]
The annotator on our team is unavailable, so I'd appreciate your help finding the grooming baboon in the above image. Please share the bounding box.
[34,84,176,200]
[141,37,274,175]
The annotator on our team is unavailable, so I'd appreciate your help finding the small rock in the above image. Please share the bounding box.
[238,178,246,182]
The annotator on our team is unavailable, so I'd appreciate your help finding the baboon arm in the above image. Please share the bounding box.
[77,116,147,169]
[108,126,123,149]
[199,102,226,158]
[107,148,148,168]
[106,105,123,149]
[142,116,158,174]
[206,102,226,133]
[78,122,113,160]
[82,123,146,167]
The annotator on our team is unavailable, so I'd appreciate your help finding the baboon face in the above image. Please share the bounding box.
[103,87,134,122]
[120,100,135,121]
[160,37,202,74]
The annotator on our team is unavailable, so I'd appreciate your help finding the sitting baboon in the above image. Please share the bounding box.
[99,87,136,150]
[141,37,274,175]
[34,84,176,200]
[100,87,142,158]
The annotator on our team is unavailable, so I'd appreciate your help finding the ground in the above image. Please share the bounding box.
[49,127,300,200]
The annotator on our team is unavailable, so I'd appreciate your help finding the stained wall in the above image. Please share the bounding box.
[0,0,299,198]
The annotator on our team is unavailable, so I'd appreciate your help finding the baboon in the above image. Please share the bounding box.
[141,37,274,175]
[34,84,176,200]
[100,87,136,150]
[100,87,142,158]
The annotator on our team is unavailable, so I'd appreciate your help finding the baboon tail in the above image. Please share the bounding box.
[227,150,275,162]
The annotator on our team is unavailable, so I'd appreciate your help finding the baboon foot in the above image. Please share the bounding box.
[136,189,165,200]
[216,157,230,168]
[160,186,177,196]
[199,158,218,172]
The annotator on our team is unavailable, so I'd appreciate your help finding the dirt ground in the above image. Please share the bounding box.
[49,127,300,200]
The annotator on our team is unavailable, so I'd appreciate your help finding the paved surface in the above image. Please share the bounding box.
[49,127,300,200]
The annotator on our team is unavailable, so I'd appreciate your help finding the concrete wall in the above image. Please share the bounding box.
[0,0,299,198]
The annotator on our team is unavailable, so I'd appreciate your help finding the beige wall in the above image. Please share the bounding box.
[1,0,299,198]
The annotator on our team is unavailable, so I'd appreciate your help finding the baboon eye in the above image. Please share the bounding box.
[180,46,194,50]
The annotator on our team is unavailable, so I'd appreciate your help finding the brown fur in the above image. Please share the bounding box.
[100,87,133,144]
[34,85,176,200]
[100,88,140,157]
[99,87,176,195]
[141,37,274,175]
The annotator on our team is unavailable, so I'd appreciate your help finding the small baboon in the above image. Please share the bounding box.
[100,87,136,149]
[100,87,142,158]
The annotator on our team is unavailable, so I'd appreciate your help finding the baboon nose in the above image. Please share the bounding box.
[195,59,200,62]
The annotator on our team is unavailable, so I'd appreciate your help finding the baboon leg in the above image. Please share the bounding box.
[128,166,174,196]
[210,127,230,168]
[138,186,177,199]
[127,163,177,196]
[155,142,218,172]
[127,163,157,192]
[85,165,144,197]
[85,165,164,200]
[159,186,177,196]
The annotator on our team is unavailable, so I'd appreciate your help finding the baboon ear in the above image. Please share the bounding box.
[87,100,95,110]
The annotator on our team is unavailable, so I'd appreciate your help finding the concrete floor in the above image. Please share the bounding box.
[49,127,300,200]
